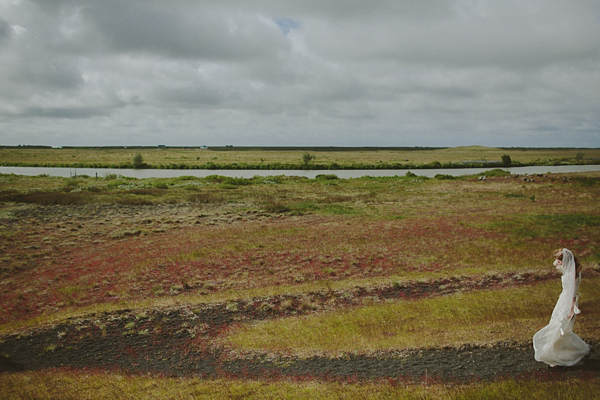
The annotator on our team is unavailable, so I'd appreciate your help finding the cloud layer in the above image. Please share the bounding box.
[1,0,599,147]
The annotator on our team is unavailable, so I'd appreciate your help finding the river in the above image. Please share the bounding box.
[1,165,599,179]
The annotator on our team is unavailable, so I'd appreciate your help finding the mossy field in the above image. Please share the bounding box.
[1,168,599,398]
[2,145,599,169]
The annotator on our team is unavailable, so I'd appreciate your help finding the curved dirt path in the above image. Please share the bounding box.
[1,272,598,383]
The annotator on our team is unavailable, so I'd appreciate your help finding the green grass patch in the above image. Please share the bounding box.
[572,176,600,186]
[486,213,600,239]
[290,202,320,213]
[225,277,600,355]
[321,204,357,215]
[536,214,600,230]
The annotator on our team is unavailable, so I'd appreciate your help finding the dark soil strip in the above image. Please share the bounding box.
[219,344,599,383]
[1,271,599,383]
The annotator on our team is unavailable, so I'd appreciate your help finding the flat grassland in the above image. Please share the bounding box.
[1,145,599,168]
[1,168,599,398]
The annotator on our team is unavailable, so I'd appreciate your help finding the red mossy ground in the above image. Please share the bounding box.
[2,199,597,326]
[1,209,524,325]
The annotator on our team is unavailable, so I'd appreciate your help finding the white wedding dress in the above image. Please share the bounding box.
[533,249,591,366]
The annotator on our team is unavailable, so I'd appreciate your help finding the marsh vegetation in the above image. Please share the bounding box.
[1,169,599,397]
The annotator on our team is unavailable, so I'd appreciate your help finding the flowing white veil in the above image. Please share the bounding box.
[553,248,579,335]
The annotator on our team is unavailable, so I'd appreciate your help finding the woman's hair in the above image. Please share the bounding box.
[554,248,582,275]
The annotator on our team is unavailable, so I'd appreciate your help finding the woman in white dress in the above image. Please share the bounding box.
[533,248,591,367]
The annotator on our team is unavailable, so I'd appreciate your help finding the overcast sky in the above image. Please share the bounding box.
[1,0,599,147]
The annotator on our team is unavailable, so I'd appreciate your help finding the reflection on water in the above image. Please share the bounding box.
[0,165,599,179]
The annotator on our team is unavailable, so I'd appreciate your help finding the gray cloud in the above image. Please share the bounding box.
[0,17,11,43]
[20,106,113,120]
[307,1,600,69]
[0,0,598,147]
[155,85,228,107]
[79,2,288,61]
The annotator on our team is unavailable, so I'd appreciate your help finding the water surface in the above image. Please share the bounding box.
[1,165,599,179]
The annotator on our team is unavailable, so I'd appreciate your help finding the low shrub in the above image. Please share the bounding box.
[481,168,510,177]
[434,174,455,180]
[176,176,197,181]
[204,175,227,183]
[315,174,339,180]
[222,177,253,186]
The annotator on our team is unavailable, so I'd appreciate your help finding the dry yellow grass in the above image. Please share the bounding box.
[1,372,598,399]
[225,277,600,356]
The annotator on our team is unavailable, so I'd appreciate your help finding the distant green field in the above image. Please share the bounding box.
[1,145,598,169]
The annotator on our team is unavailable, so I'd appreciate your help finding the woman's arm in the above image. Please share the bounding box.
[568,297,576,319]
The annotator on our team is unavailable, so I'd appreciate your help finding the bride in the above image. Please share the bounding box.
[533,248,591,367]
